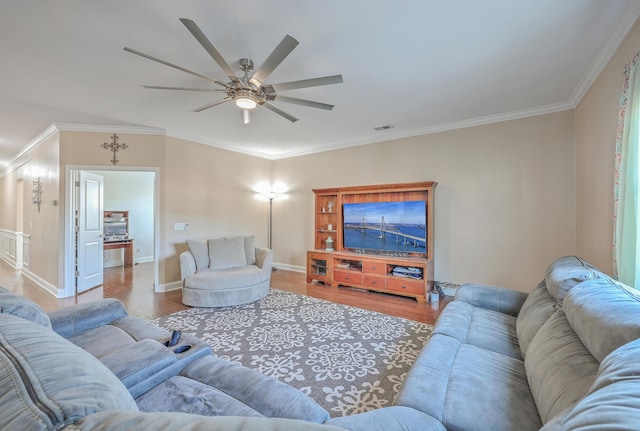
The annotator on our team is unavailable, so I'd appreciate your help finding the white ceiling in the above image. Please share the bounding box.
[1,0,639,166]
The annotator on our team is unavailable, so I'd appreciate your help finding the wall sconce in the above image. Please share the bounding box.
[31,177,42,212]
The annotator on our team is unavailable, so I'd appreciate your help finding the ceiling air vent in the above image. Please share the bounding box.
[373,124,394,131]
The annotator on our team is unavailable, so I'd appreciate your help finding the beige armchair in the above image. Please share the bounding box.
[180,235,272,307]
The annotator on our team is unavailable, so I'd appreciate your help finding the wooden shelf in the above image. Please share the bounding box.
[308,182,436,302]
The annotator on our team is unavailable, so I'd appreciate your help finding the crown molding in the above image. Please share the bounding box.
[268,101,575,160]
[569,1,640,107]
[1,123,167,177]
[1,124,58,176]
[53,123,165,135]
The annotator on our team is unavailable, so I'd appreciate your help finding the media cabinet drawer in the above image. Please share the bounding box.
[362,261,386,275]
[334,270,363,285]
[387,278,424,295]
[363,275,385,289]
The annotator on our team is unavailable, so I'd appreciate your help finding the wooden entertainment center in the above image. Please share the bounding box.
[306,181,436,302]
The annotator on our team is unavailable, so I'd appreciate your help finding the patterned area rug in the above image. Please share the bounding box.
[152,289,433,417]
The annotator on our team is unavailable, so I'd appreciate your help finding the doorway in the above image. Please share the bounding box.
[64,166,159,298]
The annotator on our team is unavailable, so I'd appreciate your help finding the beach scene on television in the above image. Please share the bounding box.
[343,200,427,254]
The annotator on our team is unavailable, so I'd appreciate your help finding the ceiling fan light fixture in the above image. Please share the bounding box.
[235,89,257,109]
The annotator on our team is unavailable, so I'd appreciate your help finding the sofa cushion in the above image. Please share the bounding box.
[182,354,330,423]
[516,281,558,358]
[544,256,602,303]
[185,265,269,290]
[0,314,138,430]
[432,300,521,359]
[525,309,599,424]
[326,406,446,431]
[208,236,247,269]
[564,277,640,362]
[136,375,265,417]
[539,338,640,431]
[68,324,137,358]
[244,235,256,265]
[100,339,176,392]
[186,239,209,270]
[395,333,541,431]
[0,290,52,328]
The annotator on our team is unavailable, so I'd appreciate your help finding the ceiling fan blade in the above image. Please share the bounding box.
[249,35,299,87]
[261,102,299,122]
[192,97,232,113]
[124,47,221,84]
[179,18,241,85]
[265,74,343,92]
[269,95,334,111]
[142,85,225,92]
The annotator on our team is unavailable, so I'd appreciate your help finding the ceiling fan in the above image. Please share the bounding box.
[124,18,343,124]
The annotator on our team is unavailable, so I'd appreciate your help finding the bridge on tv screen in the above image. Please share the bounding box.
[345,217,426,248]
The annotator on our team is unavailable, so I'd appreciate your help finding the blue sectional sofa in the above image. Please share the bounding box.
[1,255,639,430]
[0,286,340,430]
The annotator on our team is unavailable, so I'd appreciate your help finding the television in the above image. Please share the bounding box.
[342,200,427,256]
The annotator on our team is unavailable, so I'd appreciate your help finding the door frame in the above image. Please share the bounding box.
[63,165,160,298]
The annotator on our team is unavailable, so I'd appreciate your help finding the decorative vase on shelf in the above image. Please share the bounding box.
[327,201,334,212]
[328,223,333,231]
[325,236,334,251]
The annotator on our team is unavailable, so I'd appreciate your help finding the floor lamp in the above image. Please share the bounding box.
[268,192,276,250]
[267,192,278,271]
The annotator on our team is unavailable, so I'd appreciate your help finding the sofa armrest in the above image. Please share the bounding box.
[48,299,128,338]
[180,250,197,281]
[255,247,273,270]
[454,283,528,317]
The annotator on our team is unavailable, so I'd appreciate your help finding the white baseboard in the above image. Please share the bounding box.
[273,262,305,273]
[21,269,65,298]
[158,280,182,293]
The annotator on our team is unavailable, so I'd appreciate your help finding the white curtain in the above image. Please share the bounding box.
[614,51,640,288]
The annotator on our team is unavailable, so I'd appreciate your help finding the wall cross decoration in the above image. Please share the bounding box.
[102,133,128,165]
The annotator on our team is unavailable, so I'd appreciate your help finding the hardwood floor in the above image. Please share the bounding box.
[0,260,448,324]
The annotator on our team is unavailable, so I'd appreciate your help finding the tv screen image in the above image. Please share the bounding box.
[342,201,427,255]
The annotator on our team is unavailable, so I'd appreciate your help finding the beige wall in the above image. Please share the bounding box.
[60,130,168,285]
[163,137,272,283]
[274,111,576,292]
[23,132,61,287]
[0,169,18,232]
[0,110,580,294]
[575,19,640,275]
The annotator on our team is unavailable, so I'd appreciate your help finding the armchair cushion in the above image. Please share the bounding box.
[186,239,209,270]
[244,235,256,265]
[208,236,247,269]
[184,265,269,290]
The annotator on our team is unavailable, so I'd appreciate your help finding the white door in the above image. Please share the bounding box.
[77,171,104,293]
